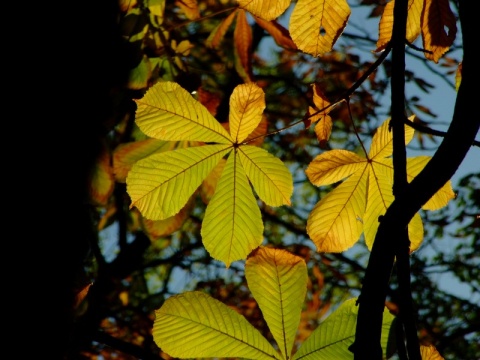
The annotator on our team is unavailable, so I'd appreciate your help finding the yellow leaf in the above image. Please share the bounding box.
[246,247,307,360]
[171,39,194,56]
[175,0,200,20]
[307,170,367,252]
[406,156,455,210]
[420,344,445,360]
[311,83,330,112]
[306,117,453,253]
[127,144,232,220]
[113,139,176,183]
[289,0,350,57]
[135,81,233,144]
[153,291,280,359]
[363,169,424,251]
[407,212,424,252]
[223,115,269,146]
[363,168,394,249]
[202,150,264,267]
[237,0,290,21]
[130,82,294,265]
[421,0,457,63]
[375,0,423,52]
[406,0,423,42]
[369,116,415,160]
[306,84,333,145]
[306,149,365,186]
[314,116,333,148]
[229,83,265,143]
[234,9,254,82]
[200,158,227,204]
[239,145,293,206]
[147,0,166,17]
[375,0,394,52]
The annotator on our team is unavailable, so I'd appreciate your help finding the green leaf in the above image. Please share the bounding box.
[127,144,232,220]
[202,150,263,267]
[153,291,281,360]
[246,247,307,360]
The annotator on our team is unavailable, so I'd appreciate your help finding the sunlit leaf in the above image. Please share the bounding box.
[368,116,415,160]
[363,169,424,251]
[305,149,365,186]
[202,150,263,267]
[246,247,307,360]
[127,144,232,220]
[135,81,233,144]
[290,0,351,56]
[200,158,227,204]
[292,298,395,359]
[237,0,290,21]
[229,83,265,143]
[171,39,194,57]
[113,139,176,182]
[307,170,367,252]
[314,117,333,148]
[223,115,269,146]
[153,291,281,359]
[405,156,455,210]
[239,145,293,206]
[129,81,294,265]
[305,84,333,146]
[420,344,445,359]
[148,0,166,17]
[375,0,423,52]
[175,0,200,20]
[306,117,453,252]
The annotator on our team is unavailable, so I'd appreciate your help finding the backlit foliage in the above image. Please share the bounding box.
[78,0,474,358]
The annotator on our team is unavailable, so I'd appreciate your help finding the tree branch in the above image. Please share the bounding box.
[352,0,478,358]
